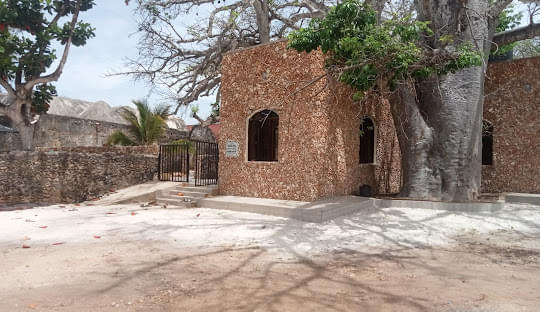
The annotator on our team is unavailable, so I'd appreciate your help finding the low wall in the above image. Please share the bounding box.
[0,146,158,205]
[36,145,159,155]
[0,131,22,152]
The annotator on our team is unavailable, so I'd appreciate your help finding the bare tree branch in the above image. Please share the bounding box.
[24,1,82,90]
[0,79,16,97]
[489,0,513,18]
[121,0,342,114]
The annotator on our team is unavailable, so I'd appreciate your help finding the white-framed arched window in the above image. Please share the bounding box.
[482,120,493,165]
[359,117,376,164]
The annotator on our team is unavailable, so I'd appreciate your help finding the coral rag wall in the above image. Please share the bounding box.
[0,129,22,152]
[220,40,361,201]
[482,56,540,194]
[220,40,540,201]
[0,146,158,205]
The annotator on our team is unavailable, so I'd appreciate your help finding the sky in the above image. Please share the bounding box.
[51,0,210,125]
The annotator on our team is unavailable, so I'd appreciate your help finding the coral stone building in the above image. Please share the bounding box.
[218,40,540,201]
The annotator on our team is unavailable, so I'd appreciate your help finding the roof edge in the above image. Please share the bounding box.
[222,39,288,57]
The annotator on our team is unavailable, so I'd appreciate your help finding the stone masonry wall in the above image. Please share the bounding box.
[0,131,22,152]
[220,40,403,201]
[220,40,540,200]
[220,40,334,201]
[0,146,158,205]
[327,83,402,195]
[482,56,540,194]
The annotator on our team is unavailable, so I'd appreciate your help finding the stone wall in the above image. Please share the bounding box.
[0,129,22,152]
[189,125,217,143]
[220,40,540,200]
[0,146,158,205]
[219,41,401,200]
[220,40,334,201]
[482,56,540,194]
[0,114,189,151]
[327,83,402,195]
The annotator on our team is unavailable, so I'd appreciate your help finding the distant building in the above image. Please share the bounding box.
[0,96,189,151]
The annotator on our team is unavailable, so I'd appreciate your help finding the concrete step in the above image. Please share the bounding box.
[165,190,210,198]
[158,194,200,202]
[173,185,218,194]
[156,197,197,208]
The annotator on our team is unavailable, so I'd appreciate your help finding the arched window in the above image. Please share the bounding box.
[359,117,375,164]
[248,110,279,161]
[482,120,493,165]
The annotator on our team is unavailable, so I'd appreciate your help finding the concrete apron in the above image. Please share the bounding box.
[93,183,540,223]
[504,193,540,206]
[198,195,505,223]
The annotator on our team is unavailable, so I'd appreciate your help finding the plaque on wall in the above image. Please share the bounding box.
[225,140,240,157]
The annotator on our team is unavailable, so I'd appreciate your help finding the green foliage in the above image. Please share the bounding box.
[210,101,220,117]
[169,139,195,152]
[32,83,56,114]
[107,130,136,146]
[191,104,199,115]
[288,0,482,96]
[107,100,172,146]
[496,5,522,33]
[0,0,95,111]
[491,5,523,56]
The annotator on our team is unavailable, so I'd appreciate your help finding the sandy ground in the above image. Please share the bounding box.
[1,201,539,311]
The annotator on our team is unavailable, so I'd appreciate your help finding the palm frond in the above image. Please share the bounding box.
[153,104,172,120]
[119,106,142,142]
[107,131,136,146]
[116,99,170,145]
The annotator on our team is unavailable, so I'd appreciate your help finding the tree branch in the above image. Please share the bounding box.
[24,1,82,91]
[493,22,540,47]
[489,0,513,18]
[192,111,205,124]
[0,78,16,97]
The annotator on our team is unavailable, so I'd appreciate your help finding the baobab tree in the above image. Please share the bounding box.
[0,0,96,150]
[289,0,540,201]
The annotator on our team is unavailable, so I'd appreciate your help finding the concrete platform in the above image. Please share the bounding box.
[93,181,179,205]
[198,195,375,222]
[376,198,503,212]
[504,193,540,206]
[199,195,505,222]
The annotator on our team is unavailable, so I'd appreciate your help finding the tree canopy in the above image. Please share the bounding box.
[287,0,483,100]
[0,0,95,114]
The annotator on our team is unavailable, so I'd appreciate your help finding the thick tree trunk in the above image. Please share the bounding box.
[3,95,36,151]
[391,81,440,200]
[390,0,489,201]
[253,0,271,43]
[15,121,36,151]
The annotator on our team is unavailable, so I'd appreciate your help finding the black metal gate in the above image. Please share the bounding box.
[158,144,190,182]
[158,141,218,186]
[193,140,219,186]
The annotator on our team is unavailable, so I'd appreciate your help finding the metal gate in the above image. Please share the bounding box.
[158,144,190,182]
[193,140,219,186]
[158,141,218,186]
